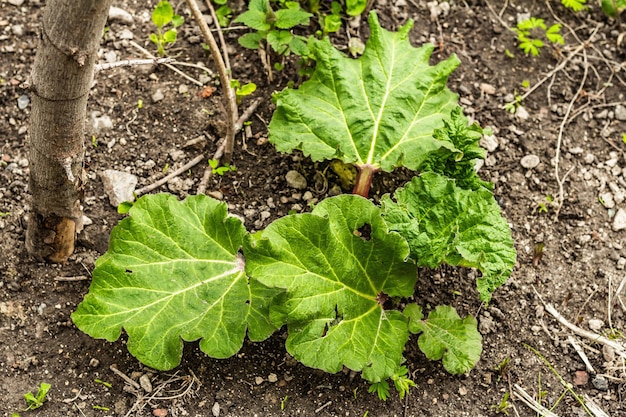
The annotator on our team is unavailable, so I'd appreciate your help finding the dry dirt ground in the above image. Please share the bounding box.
[2,0,626,416]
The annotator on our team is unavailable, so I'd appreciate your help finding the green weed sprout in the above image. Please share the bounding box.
[23,382,51,411]
[515,17,563,56]
[208,159,236,175]
[150,1,184,56]
[562,0,587,11]
[230,79,257,105]
[212,0,233,27]
[490,392,511,415]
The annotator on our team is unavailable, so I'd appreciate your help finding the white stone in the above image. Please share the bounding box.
[588,319,604,331]
[90,111,113,133]
[520,154,540,169]
[152,89,164,103]
[108,6,134,25]
[515,106,530,121]
[8,0,25,6]
[101,169,138,207]
[615,104,626,121]
[613,208,626,231]
[480,135,498,152]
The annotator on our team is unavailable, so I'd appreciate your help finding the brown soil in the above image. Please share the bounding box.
[2,1,626,416]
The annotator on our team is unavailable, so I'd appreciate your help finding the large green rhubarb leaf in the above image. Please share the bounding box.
[381,173,516,302]
[268,12,460,173]
[72,194,277,370]
[405,304,482,374]
[244,195,416,382]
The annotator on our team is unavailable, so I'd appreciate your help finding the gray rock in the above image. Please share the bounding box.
[615,104,626,121]
[592,375,609,391]
[479,135,498,152]
[152,89,164,103]
[17,95,29,110]
[515,106,530,121]
[613,208,626,231]
[90,111,113,133]
[520,154,540,169]
[8,0,25,6]
[11,25,24,36]
[595,109,609,119]
[101,169,137,207]
[212,402,220,417]
[118,28,134,40]
[588,319,604,331]
[285,170,307,190]
[108,6,134,25]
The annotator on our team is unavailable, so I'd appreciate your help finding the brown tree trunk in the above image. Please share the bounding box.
[26,0,114,263]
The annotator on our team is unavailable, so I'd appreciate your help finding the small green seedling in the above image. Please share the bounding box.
[514,17,563,56]
[230,79,257,104]
[0,211,9,217]
[503,93,523,114]
[490,391,511,415]
[23,382,51,411]
[212,0,232,27]
[91,135,98,147]
[150,1,184,56]
[208,159,236,175]
[234,0,312,56]
[94,379,112,388]
[280,395,288,410]
[93,405,110,411]
[137,99,143,109]
[562,0,587,11]
[537,195,554,213]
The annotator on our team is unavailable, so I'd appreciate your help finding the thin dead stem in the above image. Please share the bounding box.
[185,0,238,164]
[128,41,204,86]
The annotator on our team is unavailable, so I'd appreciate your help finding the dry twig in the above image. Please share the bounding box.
[135,154,206,196]
[185,0,238,164]
[128,41,204,86]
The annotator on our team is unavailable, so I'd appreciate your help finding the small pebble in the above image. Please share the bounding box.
[152,89,165,103]
[88,358,100,368]
[8,0,25,6]
[285,170,307,190]
[11,24,23,36]
[520,154,540,169]
[108,6,134,24]
[573,370,588,386]
[612,209,626,231]
[588,319,604,331]
[458,386,467,396]
[153,409,168,417]
[515,106,530,120]
[139,374,153,393]
[17,95,29,110]
[211,402,220,417]
[255,376,264,385]
[480,135,498,152]
[268,373,278,383]
[615,104,626,121]
[602,345,615,362]
[479,83,496,95]
[592,375,609,391]
[207,190,224,200]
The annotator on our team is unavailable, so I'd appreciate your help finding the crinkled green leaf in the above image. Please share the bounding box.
[418,107,489,191]
[267,30,293,52]
[268,12,460,173]
[274,8,312,29]
[410,305,482,374]
[72,194,278,370]
[244,195,416,382]
[346,0,367,15]
[381,173,516,302]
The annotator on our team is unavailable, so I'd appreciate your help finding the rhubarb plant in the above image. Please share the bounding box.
[73,12,516,400]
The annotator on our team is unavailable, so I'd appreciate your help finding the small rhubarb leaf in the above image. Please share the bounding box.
[72,194,278,370]
[269,12,461,173]
[411,305,482,374]
[381,173,516,302]
[245,194,416,382]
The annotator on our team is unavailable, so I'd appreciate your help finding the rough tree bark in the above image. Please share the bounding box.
[26,0,114,262]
